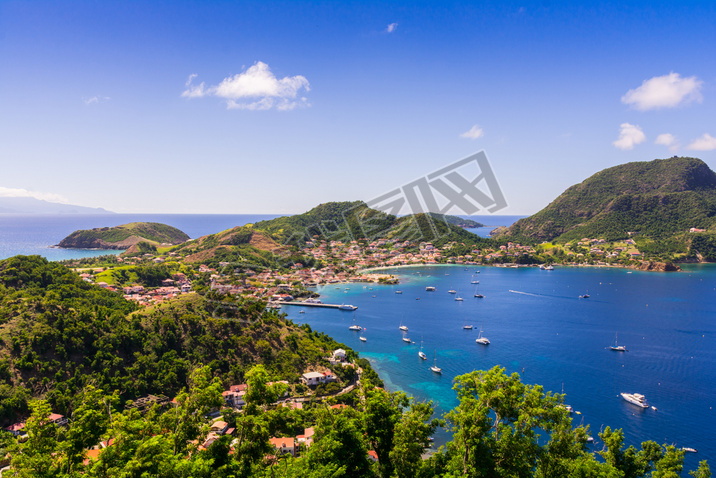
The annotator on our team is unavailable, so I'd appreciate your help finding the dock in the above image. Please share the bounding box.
[273,301,357,310]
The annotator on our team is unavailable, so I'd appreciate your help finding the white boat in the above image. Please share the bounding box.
[425,286,436,291]
[448,288,457,294]
[610,333,626,352]
[399,325,408,332]
[430,352,442,373]
[359,336,367,342]
[579,293,590,299]
[463,324,473,330]
[474,284,484,298]
[395,290,403,294]
[338,304,358,311]
[402,337,412,343]
[455,296,463,301]
[419,339,427,359]
[476,326,490,345]
[681,447,698,453]
[349,324,362,331]
[299,310,305,314]
[621,392,649,408]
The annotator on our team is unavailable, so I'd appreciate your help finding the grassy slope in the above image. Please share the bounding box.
[59,222,190,247]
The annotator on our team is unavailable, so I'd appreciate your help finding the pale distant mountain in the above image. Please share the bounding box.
[0,197,114,215]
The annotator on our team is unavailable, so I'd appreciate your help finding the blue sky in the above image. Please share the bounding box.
[1,1,715,214]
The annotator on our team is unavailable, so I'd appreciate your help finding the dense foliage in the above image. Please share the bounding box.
[3,365,710,477]
[0,256,346,426]
[505,157,716,242]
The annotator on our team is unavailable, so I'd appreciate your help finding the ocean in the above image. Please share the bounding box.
[284,264,716,468]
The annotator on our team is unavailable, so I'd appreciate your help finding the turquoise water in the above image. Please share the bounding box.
[286,264,716,467]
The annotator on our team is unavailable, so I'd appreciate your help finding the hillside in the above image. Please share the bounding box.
[253,201,483,246]
[0,255,343,424]
[504,157,716,242]
[57,222,190,249]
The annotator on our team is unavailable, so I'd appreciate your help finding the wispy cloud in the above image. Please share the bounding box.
[182,61,310,111]
[687,133,716,151]
[0,187,69,203]
[654,133,680,152]
[83,96,110,105]
[613,123,646,150]
[621,72,703,111]
[386,22,398,33]
[460,125,484,140]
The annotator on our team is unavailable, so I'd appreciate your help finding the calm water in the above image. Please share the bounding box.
[286,264,716,468]
[0,214,282,261]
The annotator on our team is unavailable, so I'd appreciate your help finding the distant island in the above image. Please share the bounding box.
[57,222,190,250]
[0,196,113,215]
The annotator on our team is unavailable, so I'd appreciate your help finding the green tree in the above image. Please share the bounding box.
[10,400,60,478]
[443,366,599,478]
[390,400,442,478]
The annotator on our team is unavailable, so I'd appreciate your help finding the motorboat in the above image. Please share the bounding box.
[620,392,649,408]
[338,304,358,311]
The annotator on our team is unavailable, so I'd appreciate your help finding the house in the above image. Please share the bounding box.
[332,349,347,361]
[368,450,379,462]
[210,420,229,435]
[4,421,26,437]
[269,437,296,457]
[296,427,315,448]
[301,371,326,386]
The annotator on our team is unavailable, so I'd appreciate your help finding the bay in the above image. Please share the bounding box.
[285,264,716,468]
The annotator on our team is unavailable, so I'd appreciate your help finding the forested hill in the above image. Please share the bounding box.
[0,255,344,425]
[57,222,190,249]
[253,201,484,246]
[504,157,716,242]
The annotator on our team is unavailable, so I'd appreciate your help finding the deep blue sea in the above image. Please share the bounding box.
[284,264,716,468]
[2,213,712,469]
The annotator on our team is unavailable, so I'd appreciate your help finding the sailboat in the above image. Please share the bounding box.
[463,318,473,330]
[430,351,442,373]
[610,333,626,352]
[348,312,362,331]
[471,274,479,284]
[455,290,464,301]
[475,325,490,345]
[474,284,484,298]
[448,286,457,294]
[418,339,427,360]
[399,318,408,332]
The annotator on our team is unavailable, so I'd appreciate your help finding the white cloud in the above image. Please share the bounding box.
[460,125,484,140]
[613,123,646,150]
[0,187,69,203]
[386,23,398,33]
[182,61,310,110]
[655,133,680,152]
[621,72,703,111]
[83,96,110,105]
[687,133,716,151]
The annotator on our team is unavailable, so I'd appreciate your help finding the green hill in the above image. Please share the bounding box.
[57,222,190,249]
[504,157,716,242]
[253,201,483,246]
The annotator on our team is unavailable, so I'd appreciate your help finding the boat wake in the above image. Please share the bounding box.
[509,290,542,297]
